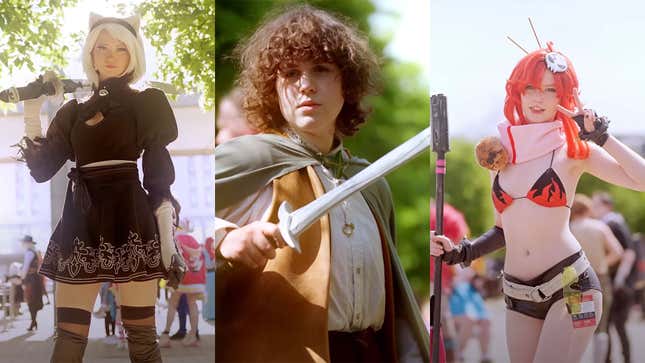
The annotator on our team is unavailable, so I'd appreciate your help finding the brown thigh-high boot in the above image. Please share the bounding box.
[122,305,161,363]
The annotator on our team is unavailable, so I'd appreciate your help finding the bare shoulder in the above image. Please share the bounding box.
[560,144,585,175]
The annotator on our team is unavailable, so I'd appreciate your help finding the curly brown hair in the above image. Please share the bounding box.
[235,4,380,136]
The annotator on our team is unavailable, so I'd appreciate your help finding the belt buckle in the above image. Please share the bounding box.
[527,287,546,302]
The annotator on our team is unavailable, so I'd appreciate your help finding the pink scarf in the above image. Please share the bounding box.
[497,120,565,164]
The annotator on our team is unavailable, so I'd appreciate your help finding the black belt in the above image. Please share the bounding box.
[329,328,377,347]
[68,163,138,213]
[328,327,384,362]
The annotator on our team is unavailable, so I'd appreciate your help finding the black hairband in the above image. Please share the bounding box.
[91,17,137,37]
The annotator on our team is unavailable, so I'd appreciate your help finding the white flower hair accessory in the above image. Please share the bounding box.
[545,52,568,73]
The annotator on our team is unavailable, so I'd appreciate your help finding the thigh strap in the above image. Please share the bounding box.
[57,307,91,325]
[503,254,590,302]
[121,305,155,320]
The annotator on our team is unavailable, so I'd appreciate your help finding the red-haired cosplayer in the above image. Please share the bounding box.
[431,42,645,363]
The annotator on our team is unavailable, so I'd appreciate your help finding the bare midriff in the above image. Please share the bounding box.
[501,199,581,281]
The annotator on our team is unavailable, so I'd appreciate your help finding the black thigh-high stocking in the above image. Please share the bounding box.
[51,307,91,363]
[121,305,161,363]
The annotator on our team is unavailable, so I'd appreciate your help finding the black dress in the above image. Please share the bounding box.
[19,76,178,284]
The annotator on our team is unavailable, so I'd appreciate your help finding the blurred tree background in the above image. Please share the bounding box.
[135,0,215,108]
[216,0,431,296]
[0,0,78,75]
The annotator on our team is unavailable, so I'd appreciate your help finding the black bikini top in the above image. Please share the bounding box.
[492,150,568,213]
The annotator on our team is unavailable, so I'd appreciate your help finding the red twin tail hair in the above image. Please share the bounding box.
[503,42,589,159]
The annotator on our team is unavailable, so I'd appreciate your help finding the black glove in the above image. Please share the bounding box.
[442,226,505,266]
[573,112,609,146]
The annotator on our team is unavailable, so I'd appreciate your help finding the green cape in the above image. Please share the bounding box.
[214,133,430,362]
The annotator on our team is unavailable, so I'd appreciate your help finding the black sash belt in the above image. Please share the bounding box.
[67,163,138,213]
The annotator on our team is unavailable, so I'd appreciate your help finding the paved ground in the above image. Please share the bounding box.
[0,297,214,363]
[461,297,645,363]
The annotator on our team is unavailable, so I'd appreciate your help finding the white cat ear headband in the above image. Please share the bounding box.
[89,12,140,37]
[507,18,567,73]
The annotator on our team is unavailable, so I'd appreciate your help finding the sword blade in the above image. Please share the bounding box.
[278,127,431,252]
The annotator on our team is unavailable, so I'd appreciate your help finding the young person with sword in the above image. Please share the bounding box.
[13,13,186,362]
[431,40,645,362]
[215,5,428,362]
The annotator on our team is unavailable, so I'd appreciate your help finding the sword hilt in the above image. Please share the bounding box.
[277,202,302,253]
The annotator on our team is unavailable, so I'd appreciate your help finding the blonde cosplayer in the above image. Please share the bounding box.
[83,13,146,88]
[17,13,184,362]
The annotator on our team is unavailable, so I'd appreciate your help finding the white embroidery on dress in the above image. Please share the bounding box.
[42,231,161,278]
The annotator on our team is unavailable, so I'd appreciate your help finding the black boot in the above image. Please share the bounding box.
[124,324,162,363]
[50,328,87,363]
[27,320,37,331]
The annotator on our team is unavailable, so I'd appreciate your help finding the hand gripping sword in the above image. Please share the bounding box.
[277,127,431,253]
[431,94,449,363]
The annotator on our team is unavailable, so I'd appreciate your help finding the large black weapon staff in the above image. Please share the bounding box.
[430,94,449,363]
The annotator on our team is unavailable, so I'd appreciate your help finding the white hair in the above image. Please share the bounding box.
[82,22,146,88]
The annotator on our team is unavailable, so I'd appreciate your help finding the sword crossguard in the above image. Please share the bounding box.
[277,202,302,253]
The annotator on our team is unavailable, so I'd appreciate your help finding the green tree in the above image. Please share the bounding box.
[216,0,432,296]
[136,0,215,109]
[577,173,645,233]
[0,0,78,75]
[1,1,216,109]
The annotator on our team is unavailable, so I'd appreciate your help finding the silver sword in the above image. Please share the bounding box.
[278,127,431,252]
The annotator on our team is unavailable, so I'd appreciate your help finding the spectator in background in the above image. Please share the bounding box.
[215,87,257,145]
[169,295,191,340]
[159,233,206,347]
[7,262,24,318]
[202,237,215,321]
[169,220,198,341]
[633,233,645,320]
[20,235,44,332]
[569,194,623,363]
[592,192,639,363]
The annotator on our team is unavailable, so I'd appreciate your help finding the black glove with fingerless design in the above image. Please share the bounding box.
[573,112,610,146]
[442,226,506,267]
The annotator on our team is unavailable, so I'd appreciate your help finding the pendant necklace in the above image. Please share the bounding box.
[285,128,355,237]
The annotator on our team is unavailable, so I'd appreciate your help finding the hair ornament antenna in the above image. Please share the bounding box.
[528,17,542,48]
[506,36,529,55]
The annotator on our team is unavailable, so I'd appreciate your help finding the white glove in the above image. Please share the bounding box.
[154,199,178,269]
[22,71,64,140]
[23,96,45,140]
